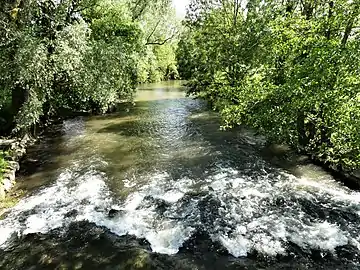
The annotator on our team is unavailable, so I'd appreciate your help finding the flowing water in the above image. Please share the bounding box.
[1,81,360,269]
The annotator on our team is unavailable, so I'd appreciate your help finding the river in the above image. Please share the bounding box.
[0,81,360,269]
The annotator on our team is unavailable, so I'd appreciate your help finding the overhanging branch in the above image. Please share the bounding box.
[145,29,178,45]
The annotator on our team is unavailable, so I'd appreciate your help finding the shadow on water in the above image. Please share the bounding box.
[97,119,161,137]
[95,99,263,181]
[13,120,89,194]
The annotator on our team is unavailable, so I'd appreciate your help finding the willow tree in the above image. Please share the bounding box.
[0,0,179,134]
[135,0,180,83]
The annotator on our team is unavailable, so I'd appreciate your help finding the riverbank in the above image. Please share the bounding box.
[0,101,136,204]
[261,142,360,190]
[0,135,35,201]
[191,93,360,191]
[311,158,360,190]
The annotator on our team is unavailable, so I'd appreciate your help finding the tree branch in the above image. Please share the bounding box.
[341,2,360,47]
[146,20,161,44]
[145,31,177,45]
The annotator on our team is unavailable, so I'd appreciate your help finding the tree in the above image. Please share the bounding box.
[0,0,180,134]
[177,0,360,170]
[137,1,181,83]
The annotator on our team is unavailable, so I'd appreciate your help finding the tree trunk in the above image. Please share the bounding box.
[325,1,334,40]
[297,110,306,149]
[11,85,28,118]
[341,3,359,47]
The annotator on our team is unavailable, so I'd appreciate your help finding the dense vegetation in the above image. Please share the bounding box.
[177,0,360,171]
[0,151,8,182]
[1,0,359,173]
[0,0,180,134]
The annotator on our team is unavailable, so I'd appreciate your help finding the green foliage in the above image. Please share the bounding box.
[136,2,180,83]
[0,0,180,134]
[178,0,360,170]
[137,42,179,83]
[0,151,8,182]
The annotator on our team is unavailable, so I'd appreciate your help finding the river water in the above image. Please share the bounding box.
[1,81,360,269]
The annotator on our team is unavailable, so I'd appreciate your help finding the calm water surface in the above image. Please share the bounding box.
[0,81,360,269]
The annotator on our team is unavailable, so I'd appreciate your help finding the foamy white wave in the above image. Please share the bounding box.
[1,161,360,260]
[146,224,194,254]
[353,238,360,251]
[296,177,360,203]
[289,221,348,251]
[0,168,196,256]
[219,234,249,257]
[124,193,145,211]
[155,190,185,203]
[201,167,360,257]
[0,227,15,247]
[252,233,286,256]
[0,163,112,247]
[90,172,195,253]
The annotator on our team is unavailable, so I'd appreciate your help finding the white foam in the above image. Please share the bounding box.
[23,215,48,234]
[0,163,112,247]
[155,190,184,203]
[124,193,145,211]
[200,167,360,258]
[0,168,196,255]
[90,172,195,253]
[123,179,137,188]
[252,233,286,256]
[146,224,194,254]
[296,177,360,203]
[0,227,15,246]
[289,221,348,251]
[219,234,249,257]
[1,161,360,260]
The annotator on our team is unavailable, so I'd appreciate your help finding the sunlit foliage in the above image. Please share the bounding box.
[0,0,180,134]
[177,0,360,170]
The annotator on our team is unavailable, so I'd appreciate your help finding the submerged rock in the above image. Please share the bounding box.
[180,227,229,256]
[64,209,78,218]
[108,208,124,218]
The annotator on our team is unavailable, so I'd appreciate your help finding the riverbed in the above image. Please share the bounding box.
[0,81,360,269]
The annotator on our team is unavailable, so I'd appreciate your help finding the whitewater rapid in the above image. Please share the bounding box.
[1,156,359,258]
